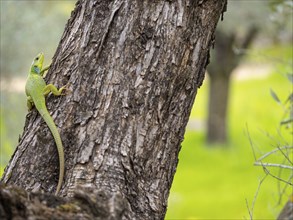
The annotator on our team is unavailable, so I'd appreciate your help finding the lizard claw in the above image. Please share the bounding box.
[60,83,72,95]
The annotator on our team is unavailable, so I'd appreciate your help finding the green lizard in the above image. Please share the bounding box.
[25,52,66,195]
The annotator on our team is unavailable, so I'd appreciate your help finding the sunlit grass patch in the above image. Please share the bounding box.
[166,70,291,219]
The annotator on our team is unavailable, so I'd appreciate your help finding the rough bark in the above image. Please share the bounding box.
[1,0,227,219]
[207,27,257,144]
[277,195,293,220]
[0,184,127,220]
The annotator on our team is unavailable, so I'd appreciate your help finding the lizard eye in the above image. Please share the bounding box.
[35,57,39,61]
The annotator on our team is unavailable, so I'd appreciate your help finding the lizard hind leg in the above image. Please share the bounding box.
[27,96,34,110]
[43,84,67,97]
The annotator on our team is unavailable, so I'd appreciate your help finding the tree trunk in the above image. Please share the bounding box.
[207,73,230,143]
[206,27,257,144]
[277,195,293,220]
[1,0,227,219]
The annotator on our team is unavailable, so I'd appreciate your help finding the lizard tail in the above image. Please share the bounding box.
[37,105,64,195]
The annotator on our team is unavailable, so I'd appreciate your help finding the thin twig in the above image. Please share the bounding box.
[277,156,287,205]
[263,166,293,186]
[247,124,257,161]
[256,146,293,163]
[245,199,251,220]
[254,162,293,170]
[277,146,293,166]
[277,172,293,205]
[246,174,268,220]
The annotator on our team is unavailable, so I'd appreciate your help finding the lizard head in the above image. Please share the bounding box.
[30,52,44,74]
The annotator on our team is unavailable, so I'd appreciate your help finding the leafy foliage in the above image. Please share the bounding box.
[270,73,293,131]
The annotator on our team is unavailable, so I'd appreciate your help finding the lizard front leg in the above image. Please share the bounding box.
[40,65,50,77]
[43,84,67,97]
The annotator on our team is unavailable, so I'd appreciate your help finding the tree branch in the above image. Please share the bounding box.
[0,184,128,220]
[254,162,293,171]
[246,174,268,220]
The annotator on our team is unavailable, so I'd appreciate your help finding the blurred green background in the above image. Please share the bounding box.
[0,1,292,219]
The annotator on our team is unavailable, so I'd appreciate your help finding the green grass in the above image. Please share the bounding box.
[165,71,292,219]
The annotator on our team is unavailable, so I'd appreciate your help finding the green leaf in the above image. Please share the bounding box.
[285,93,293,104]
[270,88,281,104]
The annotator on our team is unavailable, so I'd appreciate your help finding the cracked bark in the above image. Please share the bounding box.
[1,0,227,219]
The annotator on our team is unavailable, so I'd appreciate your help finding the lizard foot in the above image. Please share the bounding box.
[60,83,72,95]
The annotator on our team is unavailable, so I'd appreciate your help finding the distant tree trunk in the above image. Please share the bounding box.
[277,195,293,220]
[1,0,227,219]
[207,27,257,144]
[207,70,230,143]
